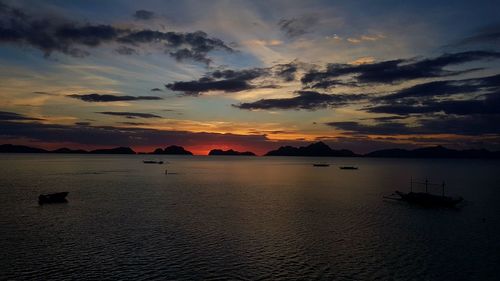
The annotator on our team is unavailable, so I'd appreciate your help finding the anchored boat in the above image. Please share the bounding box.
[340,166,358,170]
[143,160,164,164]
[384,178,463,208]
[313,163,330,167]
[38,192,69,205]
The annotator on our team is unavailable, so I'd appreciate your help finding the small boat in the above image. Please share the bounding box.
[38,192,68,205]
[143,160,164,164]
[384,178,463,208]
[313,163,330,167]
[340,166,358,170]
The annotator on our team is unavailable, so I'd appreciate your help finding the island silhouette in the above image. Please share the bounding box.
[208,149,256,156]
[0,144,135,154]
[265,142,357,157]
[1,142,499,158]
[151,145,193,155]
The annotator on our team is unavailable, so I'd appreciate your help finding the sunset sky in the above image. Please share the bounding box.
[1,0,499,155]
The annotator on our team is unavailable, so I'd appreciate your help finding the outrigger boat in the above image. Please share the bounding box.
[384,178,463,208]
[313,163,330,167]
[39,192,69,205]
[143,160,164,164]
[340,166,358,170]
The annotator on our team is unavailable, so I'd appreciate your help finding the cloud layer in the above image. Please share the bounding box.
[68,93,162,102]
[301,51,500,86]
[235,91,366,110]
[97,112,162,119]
[0,3,233,63]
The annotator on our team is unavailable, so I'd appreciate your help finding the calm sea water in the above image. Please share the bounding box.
[1,154,499,280]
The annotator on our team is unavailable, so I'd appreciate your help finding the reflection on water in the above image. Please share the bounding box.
[1,154,499,280]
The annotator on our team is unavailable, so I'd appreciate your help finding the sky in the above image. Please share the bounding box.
[0,0,499,155]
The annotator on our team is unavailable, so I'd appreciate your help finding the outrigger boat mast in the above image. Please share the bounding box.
[410,177,446,196]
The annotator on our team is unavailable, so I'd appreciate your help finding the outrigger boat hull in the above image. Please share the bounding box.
[38,192,69,205]
[386,191,463,208]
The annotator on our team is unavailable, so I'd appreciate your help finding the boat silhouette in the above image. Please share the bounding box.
[313,163,330,167]
[384,178,463,208]
[38,192,68,205]
[340,166,358,170]
[143,160,164,164]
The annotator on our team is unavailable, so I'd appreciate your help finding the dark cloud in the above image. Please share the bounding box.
[0,3,232,62]
[234,91,366,110]
[166,79,252,95]
[327,121,418,135]
[368,92,500,115]
[371,116,408,122]
[169,48,211,65]
[451,24,500,46]
[302,51,500,85]
[306,79,360,89]
[278,15,319,38]
[210,68,268,81]
[166,68,269,95]
[133,10,154,20]
[67,93,162,102]
[0,111,43,121]
[273,62,298,81]
[165,63,303,95]
[75,122,91,126]
[419,114,500,135]
[118,30,233,64]
[150,88,163,92]
[376,74,500,102]
[97,112,162,119]
[366,74,500,118]
[55,24,119,46]
[115,45,138,55]
[327,114,500,136]
[378,80,476,102]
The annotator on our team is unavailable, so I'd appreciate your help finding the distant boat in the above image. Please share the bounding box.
[313,163,330,167]
[384,178,463,208]
[340,166,358,170]
[38,192,68,205]
[143,160,164,164]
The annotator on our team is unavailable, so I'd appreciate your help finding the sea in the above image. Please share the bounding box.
[1,154,499,280]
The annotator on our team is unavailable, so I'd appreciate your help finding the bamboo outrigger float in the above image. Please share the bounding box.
[384,178,463,208]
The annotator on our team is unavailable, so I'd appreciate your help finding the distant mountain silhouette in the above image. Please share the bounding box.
[151,145,193,155]
[208,149,256,156]
[0,144,136,154]
[52,148,88,154]
[0,144,48,153]
[265,142,357,157]
[1,143,499,158]
[364,148,412,158]
[89,147,136,154]
[365,145,500,158]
